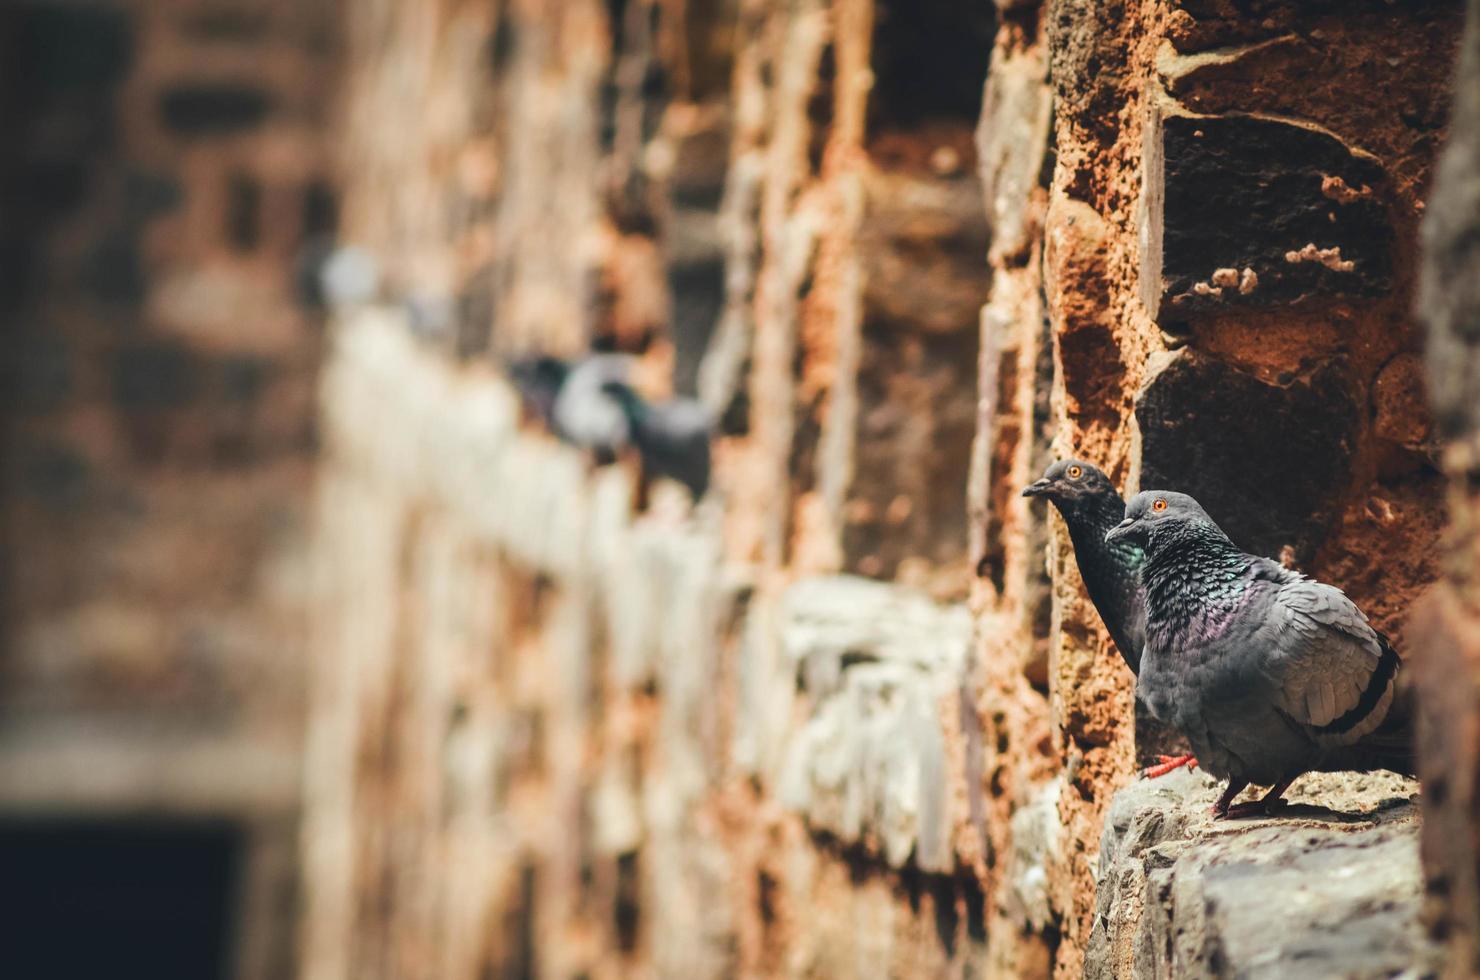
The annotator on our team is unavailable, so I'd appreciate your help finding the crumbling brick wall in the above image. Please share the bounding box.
[1,1,340,975]
[302,0,1464,977]
[1020,2,1460,972]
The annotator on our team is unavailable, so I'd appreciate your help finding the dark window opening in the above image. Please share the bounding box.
[869,0,995,130]
[0,817,244,980]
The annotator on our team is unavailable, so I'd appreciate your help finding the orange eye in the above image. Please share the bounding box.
[1067,465,1083,479]
[1152,498,1168,512]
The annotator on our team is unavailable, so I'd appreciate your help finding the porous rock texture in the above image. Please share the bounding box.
[296,0,1466,978]
[0,2,339,975]
[1086,769,1433,980]
[1415,0,1480,975]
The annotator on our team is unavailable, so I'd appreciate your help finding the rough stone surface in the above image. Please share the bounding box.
[1416,1,1480,976]
[1032,0,1458,975]
[1087,769,1436,980]
[6,0,1467,977]
[306,315,990,978]
[1,2,338,976]
[1142,107,1393,318]
[774,576,970,872]
[293,1,1463,978]
[1137,349,1362,560]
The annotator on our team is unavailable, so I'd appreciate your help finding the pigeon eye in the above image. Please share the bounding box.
[1152,498,1168,512]
[1067,465,1083,479]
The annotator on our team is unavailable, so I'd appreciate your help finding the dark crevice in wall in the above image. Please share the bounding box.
[500,862,540,980]
[980,347,1021,595]
[614,849,643,952]
[809,831,991,962]
[0,817,243,980]
[1025,296,1056,688]
[868,0,994,131]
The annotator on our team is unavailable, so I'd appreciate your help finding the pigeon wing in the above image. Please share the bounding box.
[553,355,635,452]
[1262,578,1398,746]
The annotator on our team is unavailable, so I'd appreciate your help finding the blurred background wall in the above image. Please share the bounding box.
[3,0,1479,979]
[1,0,337,975]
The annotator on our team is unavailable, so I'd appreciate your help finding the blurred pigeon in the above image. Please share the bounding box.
[601,380,713,500]
[550,353,637,461]
[294,236,337,308]
[402,290,454,342]
[318,245,381,310]
[1024,459,1193,778]
[1106,491,1412,818]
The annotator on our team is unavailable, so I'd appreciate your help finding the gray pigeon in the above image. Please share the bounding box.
[601,381,712,500]
[1023,460,1145,674]
[550,353,637,462]
[1106,491,1411,818]
[1024,460,1194,778]
[318,244,381,310]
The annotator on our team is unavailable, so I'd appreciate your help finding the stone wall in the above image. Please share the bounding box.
[1415,0,1480,975]
[301,1,1466,978]
[2,1,338,975]
[1009,2,1462,973]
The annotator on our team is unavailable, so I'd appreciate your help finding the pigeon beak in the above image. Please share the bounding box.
[1105,517,1136,544]
[1022,478,1054,498]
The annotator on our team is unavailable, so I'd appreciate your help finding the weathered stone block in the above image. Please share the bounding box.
[1416,4,1480,973]
[772,576,969,873]
[1422,0,1480,445]
[977,43,1051,262]
[1137,349,1360,560]
[1086,768,1434,980]
[1409,589,1480,977]
[1141,103,1393,319]
[860,169,991,335]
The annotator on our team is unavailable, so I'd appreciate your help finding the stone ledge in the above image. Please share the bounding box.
[773,575,971,873]
[323,313,977,879]
[1087,767,1436,979]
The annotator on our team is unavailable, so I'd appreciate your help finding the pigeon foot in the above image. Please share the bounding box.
[1211,776,1297,820]
[1210,778,1251,818]
[1142,754,1198,779]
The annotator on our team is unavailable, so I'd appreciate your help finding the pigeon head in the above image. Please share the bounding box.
[1022,458,1118,509]
[1105,490,1223,550]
